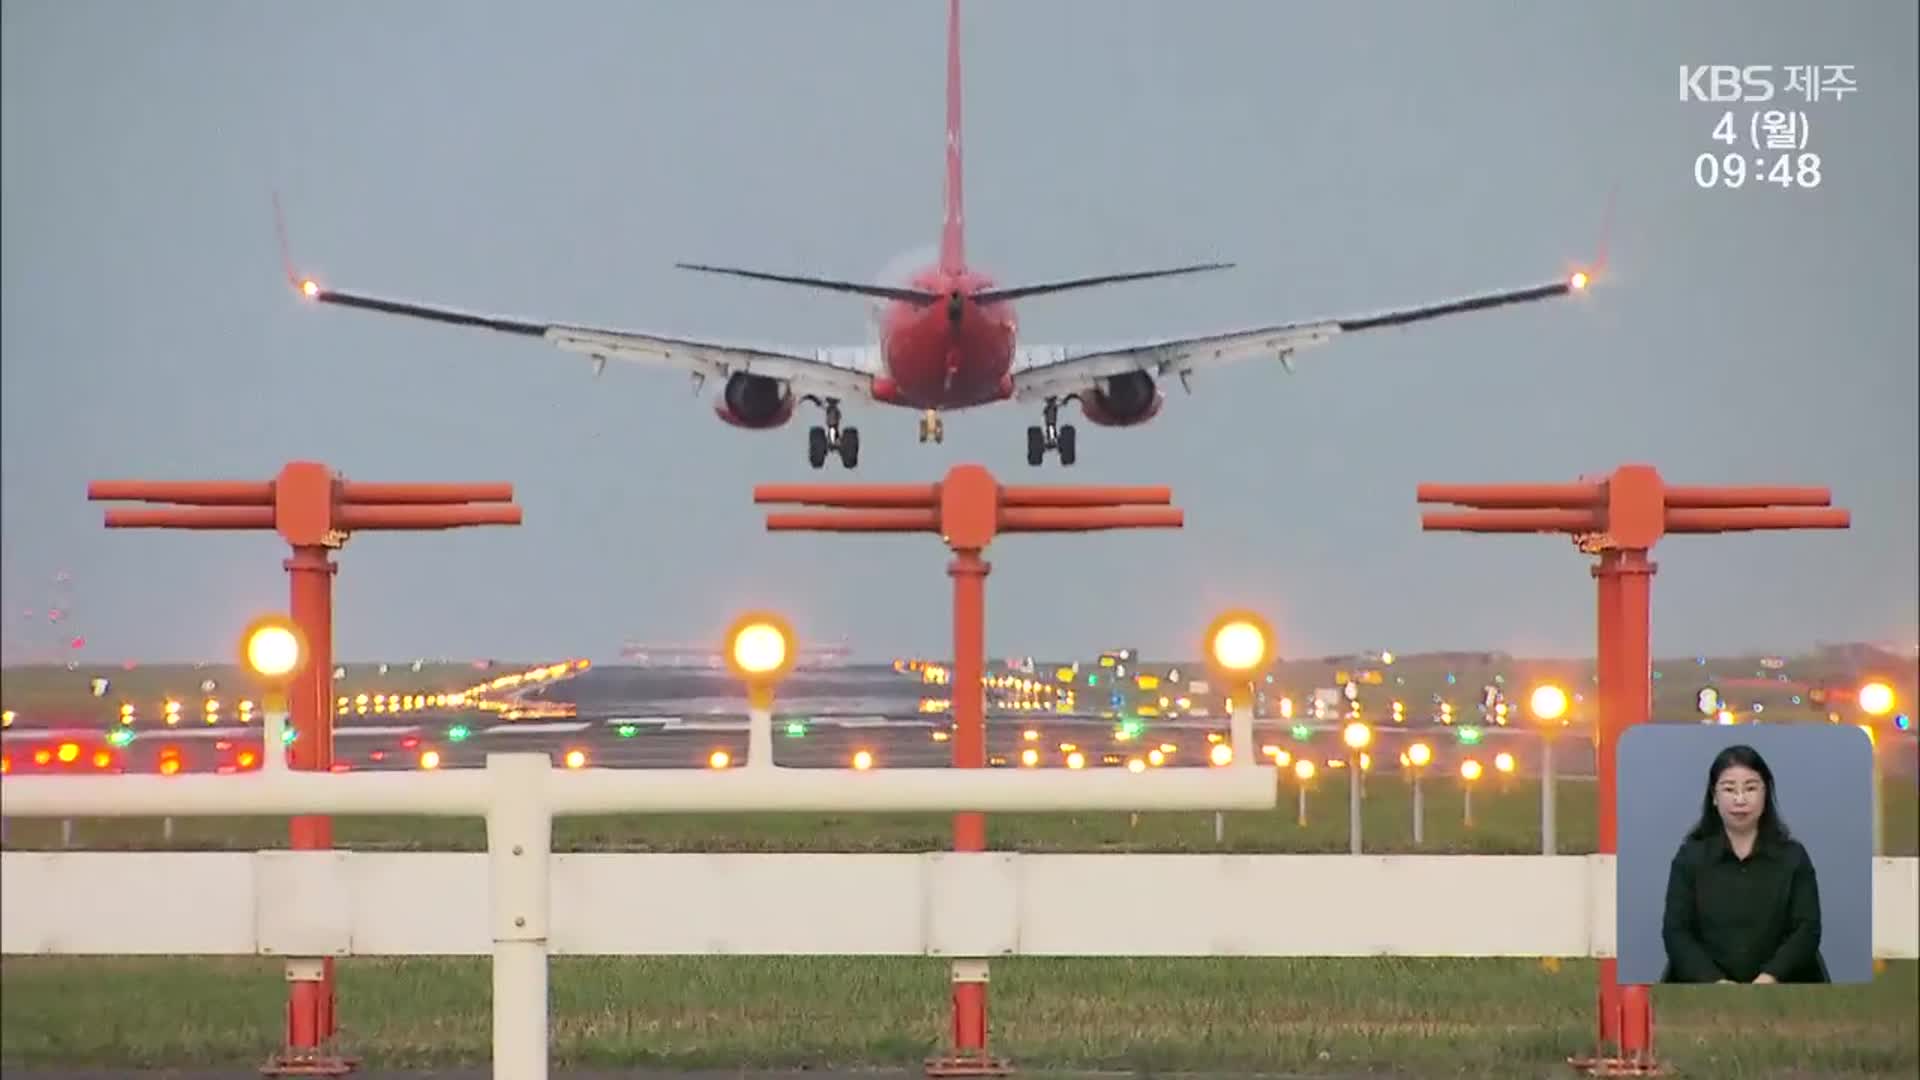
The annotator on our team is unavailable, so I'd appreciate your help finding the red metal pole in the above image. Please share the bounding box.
[87,480,276,504]
[998,507,1185,531]
[103,507,278,529]
[947,549,992,1066]
[998,484,1173,506]
[1611,550,1657,1066]
[1591,555,1623,1059]
[1590,548,1657,1070]
[283,544,341,1067]
[765,509,943,531]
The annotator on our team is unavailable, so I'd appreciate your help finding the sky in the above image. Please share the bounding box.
[2,0,1915,665]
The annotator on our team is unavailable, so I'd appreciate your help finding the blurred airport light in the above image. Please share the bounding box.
[726,612,795,769]
[726,613,795,682]
[1858,681,1895,717]
[1529,683,1569,722]
[241,616,307,683]
[1343,722,1372,750]
[1205,611,1274,677]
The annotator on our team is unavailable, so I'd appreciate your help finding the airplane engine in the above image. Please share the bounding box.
[714,372,796,429]
[1079,371,1163,427]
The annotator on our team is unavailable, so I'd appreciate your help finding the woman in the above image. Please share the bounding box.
[1660,743,1828,984]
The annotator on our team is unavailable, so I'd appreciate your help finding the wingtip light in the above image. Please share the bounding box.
[1569,270,1590,291]
[299,279,321,298]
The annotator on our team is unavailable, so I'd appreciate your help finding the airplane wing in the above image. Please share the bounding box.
[291,280,879,401]
[1010,273,1588,402]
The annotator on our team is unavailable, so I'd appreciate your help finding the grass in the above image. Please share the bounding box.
[6,775,1915,856]
[2,956,1914,1075]
[4,779,1917,1073]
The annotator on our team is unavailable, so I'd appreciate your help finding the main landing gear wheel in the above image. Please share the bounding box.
[807,399,859,469]
[1026,399,1076,466]
[917,410,946,444]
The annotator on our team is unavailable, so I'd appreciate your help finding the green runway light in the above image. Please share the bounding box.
[447,724,471,742]
[785,721,807,737]
[1456,726,1483,745]
[282,727,297,745]
[616,724,638,738]
[1290,724,1312,741]
[105,728,134,747]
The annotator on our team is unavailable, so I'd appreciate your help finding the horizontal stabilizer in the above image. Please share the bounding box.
[970,262,1234,305]
[675,262,939,304]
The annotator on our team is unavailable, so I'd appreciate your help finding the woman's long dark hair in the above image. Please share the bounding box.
[1685,743,1794,843]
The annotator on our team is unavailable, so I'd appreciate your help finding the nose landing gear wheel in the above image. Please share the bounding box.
[917,410,946,444]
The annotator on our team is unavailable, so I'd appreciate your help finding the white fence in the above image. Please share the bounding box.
[2,753,1916,1080]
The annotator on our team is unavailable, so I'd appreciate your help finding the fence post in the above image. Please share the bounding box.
[485,753,554,1080]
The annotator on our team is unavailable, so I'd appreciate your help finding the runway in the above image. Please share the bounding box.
[5,662,1612,777]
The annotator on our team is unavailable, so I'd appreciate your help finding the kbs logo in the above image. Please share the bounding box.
[1680,65,1775,102]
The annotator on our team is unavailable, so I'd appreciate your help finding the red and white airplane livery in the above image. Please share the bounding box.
[284,0,1594,469]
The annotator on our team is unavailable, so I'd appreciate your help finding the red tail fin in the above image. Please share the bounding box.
[939,0,965,274]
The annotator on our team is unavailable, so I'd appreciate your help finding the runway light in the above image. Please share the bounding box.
[708,749,731,769]
[1858,681,1896,717]
[726,612,795,683]
[56,741,80,764]
[1020,747,1039,767]
[419,750,441,770]
[1294,759,1316,781]
[1126,758,1145,773]
[1343,722,1372,750]
[1065,751,1086,769]
[1208,743,1233,767]
[1461,759,1483,781]
[1408,742,1432,768]
[564,749,587,769]
[852,750,874,770]
[1147,748,1165,767]
[1530,684,1569,722]
[1495,752,1515,773]
[1206,611,1274,677]
[241,616,307,682]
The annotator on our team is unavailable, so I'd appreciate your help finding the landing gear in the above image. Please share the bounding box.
[917,410,945,444]
[1026,398,1076,466]
[806,398,859,469]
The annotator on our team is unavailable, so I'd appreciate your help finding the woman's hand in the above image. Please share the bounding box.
[1753,973,1779,985]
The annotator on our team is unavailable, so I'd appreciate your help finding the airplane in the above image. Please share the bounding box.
[280,0,1597,470]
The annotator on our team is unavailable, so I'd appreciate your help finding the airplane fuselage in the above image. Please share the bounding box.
[872,267,1017,410]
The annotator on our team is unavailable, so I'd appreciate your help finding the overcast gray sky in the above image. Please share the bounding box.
[3,0,1915,664]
